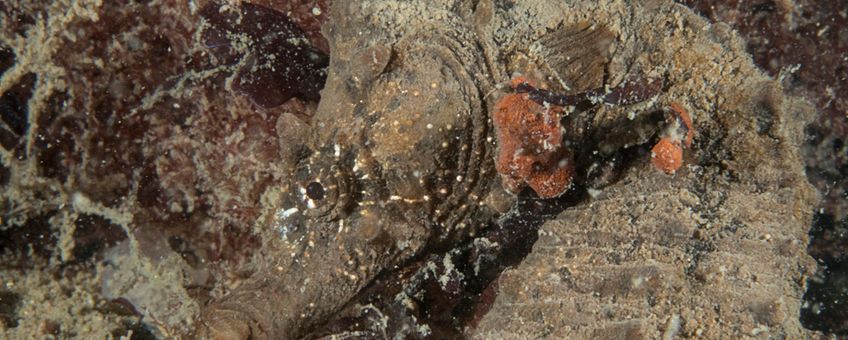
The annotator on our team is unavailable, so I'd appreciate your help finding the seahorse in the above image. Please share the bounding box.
[196,2,502,338]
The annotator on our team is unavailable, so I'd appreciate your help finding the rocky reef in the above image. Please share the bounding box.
[0,0,843,338]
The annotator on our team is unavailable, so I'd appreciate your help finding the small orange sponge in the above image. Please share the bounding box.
[651,103,694,174]
[651,137,683,174]
[493,92,573,198]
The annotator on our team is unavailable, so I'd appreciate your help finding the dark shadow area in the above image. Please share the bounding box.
[68,214,127,264]
[802,212,848,334]
[0,213,58,269]
[0,72,35,154]
[0,46,14,77]
[0,290,21,328]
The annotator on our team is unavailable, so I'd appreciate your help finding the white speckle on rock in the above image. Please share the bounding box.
[280,207,299,218]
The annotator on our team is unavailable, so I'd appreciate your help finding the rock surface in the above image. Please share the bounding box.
[0,0,828,338]
[474,1,818,338]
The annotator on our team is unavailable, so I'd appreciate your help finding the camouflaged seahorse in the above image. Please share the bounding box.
[196,2,503,338]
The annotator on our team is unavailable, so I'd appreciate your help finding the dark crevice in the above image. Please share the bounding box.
[110,319,158,340]
[69,214,127,264]
[0,290,21,328]
[0,163,9,187]
[0,213,58,268]
[0,72,36,143]
[0,46,14,77]
[802,212,848,334]
[33,91,73,181]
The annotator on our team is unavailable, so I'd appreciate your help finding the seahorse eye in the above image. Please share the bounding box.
[306,181,325,200]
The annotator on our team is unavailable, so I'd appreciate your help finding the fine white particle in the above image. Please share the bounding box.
[280,207,299,218]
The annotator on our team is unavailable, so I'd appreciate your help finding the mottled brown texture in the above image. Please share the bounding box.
[0,0,326,337]
[247,0,332,54]
[676,0,848,334]
[199,2,328,107]
[474,0,819,338]
[682,0,847,222]
[0,0,827,338]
